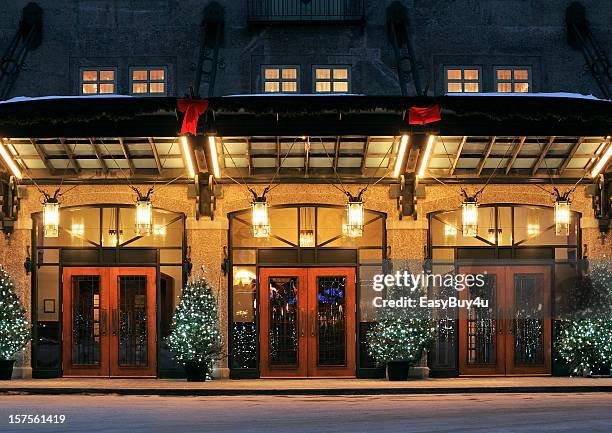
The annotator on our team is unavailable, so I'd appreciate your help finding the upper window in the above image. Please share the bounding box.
[130,67,167,95]
[444,66,481,93]
[262,66,299,93]
[80,68,117,95]
[494,67,531,93]
[313,66,351,93]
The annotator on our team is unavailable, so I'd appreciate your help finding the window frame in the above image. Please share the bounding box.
[129,66,168,96]
[79,67,118,95]
[261,65,300,93]
[312,65,352,94]
[444,66,482,93]
[494,66,532,93]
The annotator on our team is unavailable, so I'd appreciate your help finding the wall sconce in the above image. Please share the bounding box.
[554,188,571,236]
[42,195,60,238]
[461,190,479,237]
[345,193,364,238]
[251,195,270,238]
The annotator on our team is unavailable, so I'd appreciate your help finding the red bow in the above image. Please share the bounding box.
[177,99,209,135]
[408,105,442,125]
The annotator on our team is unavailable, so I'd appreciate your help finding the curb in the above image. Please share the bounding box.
[2,386,612,396]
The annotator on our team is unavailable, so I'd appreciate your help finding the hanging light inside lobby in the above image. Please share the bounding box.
[42,195,60,238]
[554,188,571,236]
[344,192,364,238]
[461,189,479,237]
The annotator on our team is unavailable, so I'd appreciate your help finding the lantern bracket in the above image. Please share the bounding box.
[0,175,20,237]
[397,174,417,220]
[591,173,612,234]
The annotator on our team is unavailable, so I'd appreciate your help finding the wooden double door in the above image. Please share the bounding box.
[62,267,157,377]
[259,267,356,378]
[458,266,552,375]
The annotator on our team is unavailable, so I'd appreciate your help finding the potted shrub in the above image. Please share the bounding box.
[0,265,31,380]
[368,286,435,381]
[168,276,224,381]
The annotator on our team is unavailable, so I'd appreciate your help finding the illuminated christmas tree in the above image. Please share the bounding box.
[0,265,30,362]
[168,276,224,380]
[557,261,612,375]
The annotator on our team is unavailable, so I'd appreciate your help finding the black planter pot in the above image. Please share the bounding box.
[386,361,411,381]
[185,361,208,382]
[0,359,15,381]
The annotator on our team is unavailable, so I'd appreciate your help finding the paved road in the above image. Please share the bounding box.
[0,393,611,433]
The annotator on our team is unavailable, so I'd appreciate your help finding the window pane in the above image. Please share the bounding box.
[333,81,348,92]
[132,70,147,81]
[149,69,165,81]
[515,82,529,93]
[82,70,98,81]
[149,82,165,93]
[316,68,331,79]
[463,69,479,80]
[497,82,513,92]
[264,81,279,92]
[316,82,331,92]
[99,83,114,94]
[333,68,348,80]
[446,69,461,80]
[132,83,148,94]
[82,83,98,94]
[281,68,297,79]
[497,69,512,80]
[99,70,114,81]
[264,68,279,79]
[464,82,479,92]
[514,69,529,80]
[281,81,297,92]
[264,68,280,80]
[447,82,462,93]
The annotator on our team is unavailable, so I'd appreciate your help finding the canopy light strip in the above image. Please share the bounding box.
[393,134,409,178]
[0,139,22,179]
[208,136,221,179]
[591,137,612,178]
[180,135,196,178]
[417,134,436,179]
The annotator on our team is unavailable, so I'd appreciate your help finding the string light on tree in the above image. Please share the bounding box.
[0,265,31,363]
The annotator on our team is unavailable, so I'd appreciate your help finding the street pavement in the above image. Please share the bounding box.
[0,393,611,433]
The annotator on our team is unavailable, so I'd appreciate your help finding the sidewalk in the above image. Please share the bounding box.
[2,377,612,396]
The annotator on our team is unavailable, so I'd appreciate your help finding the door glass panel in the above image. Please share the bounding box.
[317,276,346,366]
[467,274,497,365]
[118,276,148,367]
[513,273,544,365]
[71,275,101,365]
[268,277,298,366]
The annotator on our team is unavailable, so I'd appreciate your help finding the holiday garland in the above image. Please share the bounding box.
[0,265,30,361]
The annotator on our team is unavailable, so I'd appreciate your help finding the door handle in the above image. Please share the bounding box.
[100,310,107,336]
[112,309,118,336]
[300,312,306,337]
[310,311,316,337]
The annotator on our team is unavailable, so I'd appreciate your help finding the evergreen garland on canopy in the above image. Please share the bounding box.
[557,261,612,375]
[0,265,30,361]
[168,276,224,367]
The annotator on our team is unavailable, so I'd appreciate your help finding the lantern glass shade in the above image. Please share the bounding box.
[555,199,571,236]
[43,199,60,238]
[252,199,270,238]
[462,200,478,237]
[135,198,152,236]
[345,200,364,238]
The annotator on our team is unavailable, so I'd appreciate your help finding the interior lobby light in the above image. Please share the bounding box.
[461,193,479,237]
[591,139,612,178]
[417,135,436,178]
[252,196,270,238]
[135,196,153,236]
[43,197,60,238]
[299,230,315,247]
[208,135,221,178]
[0,139,22,179]
[345,195,364,238]
[234,268,256,286]
[393,134,409,178]
[70,223,85,237]
[554,194,571,237]
[180,135,196,178]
